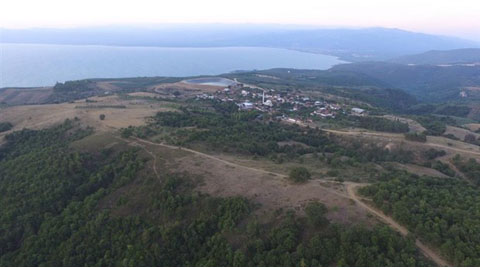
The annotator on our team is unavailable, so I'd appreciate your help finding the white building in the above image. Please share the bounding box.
[351,108,365,115]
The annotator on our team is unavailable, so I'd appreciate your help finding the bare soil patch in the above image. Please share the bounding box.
[149,82,222,98]
[464,123,480,132]
[141,141,375,225]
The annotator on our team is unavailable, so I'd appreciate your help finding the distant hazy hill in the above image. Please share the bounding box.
[331,62,480,102]
[390,48,480,65]
[2,25,478,61]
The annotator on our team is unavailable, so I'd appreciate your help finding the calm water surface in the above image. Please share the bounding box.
[0,44,345,87]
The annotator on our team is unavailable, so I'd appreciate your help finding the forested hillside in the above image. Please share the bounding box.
[359,172,480,266]
[390,48,480,65]
[332,62,480,102]
[0,120,430,266]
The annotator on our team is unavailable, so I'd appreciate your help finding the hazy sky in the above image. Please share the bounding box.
[1,0,479,40]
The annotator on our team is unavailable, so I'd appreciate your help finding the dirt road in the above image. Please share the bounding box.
[130,136,451,266]
[347,184,451,266]
[118,138,160,180]
[323,128,480,157]
[132,137,350,199]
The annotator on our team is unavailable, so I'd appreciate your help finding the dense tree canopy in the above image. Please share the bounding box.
[359,172,480,266]
[0,120,429,266]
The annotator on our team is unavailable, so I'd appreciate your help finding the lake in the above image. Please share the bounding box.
[0,44,345,87]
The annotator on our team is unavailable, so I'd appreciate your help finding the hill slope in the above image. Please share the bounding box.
[390,48,480,65]
[331,62,480,102]
[2,26,478,61]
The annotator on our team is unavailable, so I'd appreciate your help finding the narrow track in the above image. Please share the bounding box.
[117,138,160,180]
[347,184,451,267]
[128,136,451,266]
[323,129,480,157]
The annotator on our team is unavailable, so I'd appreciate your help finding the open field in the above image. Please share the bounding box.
[381,115,426,132]
[323,128,480,161]
[464,123,480,132]
[0,94,177,143]
[444,125,480,140]
[391,163,450,178]
[149,81,223,98]
[130,137,376,225]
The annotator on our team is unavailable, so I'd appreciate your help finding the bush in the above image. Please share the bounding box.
[0,122,13,133]
[464,134,477,144]
[432,161,456,177]
[99,114,106,120]
[326,169,339,177]
[423,148,446,160]
[288,167,311,183]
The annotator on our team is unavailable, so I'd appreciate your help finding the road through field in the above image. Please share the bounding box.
[129,136,451,266]
[132,137,350,199]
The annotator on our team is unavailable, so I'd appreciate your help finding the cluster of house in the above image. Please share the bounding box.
[196,83,366,119]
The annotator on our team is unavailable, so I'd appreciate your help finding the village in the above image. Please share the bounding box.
[195,80,366,124]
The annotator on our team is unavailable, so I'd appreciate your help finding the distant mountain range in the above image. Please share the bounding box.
[1,25,478,61]
[390,48,480,65]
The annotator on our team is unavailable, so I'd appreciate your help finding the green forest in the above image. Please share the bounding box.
[452,155,480,185]
[128,102,417,166]
[0,120,431,266]
[359,172,480,266]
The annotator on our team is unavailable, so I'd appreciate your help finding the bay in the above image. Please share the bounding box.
[0,43,345,87]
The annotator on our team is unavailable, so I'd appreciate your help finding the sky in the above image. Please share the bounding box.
[1,0,480,41]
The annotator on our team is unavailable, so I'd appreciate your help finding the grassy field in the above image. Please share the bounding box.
[0,94,178,139]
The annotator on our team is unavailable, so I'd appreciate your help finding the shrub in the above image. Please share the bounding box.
[305,201,328,227]
[464,134,477,144]
[0,122,13,133]
[288,167,311,183]
[99,114,106,120]
[423,148,446,160]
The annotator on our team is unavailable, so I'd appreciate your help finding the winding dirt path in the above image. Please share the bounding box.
[118,138,160,180]
[347,184,451,267]
[132,137,350,199]
[128,136,450,266]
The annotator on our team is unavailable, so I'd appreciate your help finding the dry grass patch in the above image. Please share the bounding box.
[0,94,177,134]
[145,145,376,225]
[444,125,480,141]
